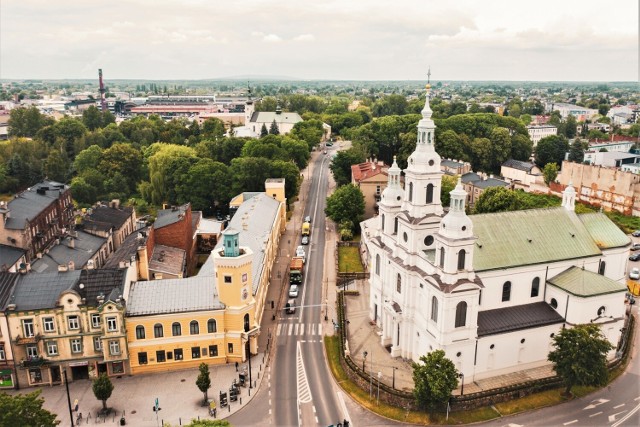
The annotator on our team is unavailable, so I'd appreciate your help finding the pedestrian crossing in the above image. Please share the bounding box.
[276,322,323,336]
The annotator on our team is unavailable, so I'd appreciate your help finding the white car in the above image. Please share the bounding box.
[630,268,640,280]
[289,284,299,298]
[296,246,306,262]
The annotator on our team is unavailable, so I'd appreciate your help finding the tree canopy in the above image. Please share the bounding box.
[325,184,365,233]
[0,390,59,427]
[412,350,459,410]
[196,362,212,405]
[329,148,366,187]
[92,373,115,411]
[534,135,569,168]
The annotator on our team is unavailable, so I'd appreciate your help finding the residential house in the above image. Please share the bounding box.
[154,204,196,276]
[526,125,557,146]
[440,159,472,176]
[0,181,74,262]
[360,87,629,385]
[351,159,390,219]
[546,103,598,121]
[81,201,137,251]
[0,245,27,273]
[3,269,129,386]
[460,172,510,206]
[30,230,112,274]
[0,273,19,388]
[500,159,543,190]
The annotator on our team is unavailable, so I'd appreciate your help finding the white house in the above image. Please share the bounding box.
[526,125,557,146]
[360,85,630,384]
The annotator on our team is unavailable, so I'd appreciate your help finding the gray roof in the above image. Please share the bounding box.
[441,159,465,168]
[473,177,510,189]
[85,205,134,229]
[6,270,82,311]
[126,276,224,316]
[199,193,281,295]
[0,244,26,270]
[461,172,481,184]
[477,302,565,337]
[31,230,107,273]
[149,244,185,276]
[502,159,536,172]
[104,227,149,268]
[155,204,189,229]
[4,180,69,230]
[249,111,303,125]
[0,272,19,309]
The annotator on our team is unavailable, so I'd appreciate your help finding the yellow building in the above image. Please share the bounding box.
[4,269,129,387]
[126,179,285,374]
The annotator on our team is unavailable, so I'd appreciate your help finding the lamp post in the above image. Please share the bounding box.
[377,371,382,405]
[362,351,367,371]
[458,372,464,396]
[369,351,373,399]
[392,366,398,390]
[63,370,74,427]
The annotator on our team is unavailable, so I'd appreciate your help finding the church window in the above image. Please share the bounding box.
[394,217,398,234]
[426,184,434,203]
[550,298,558,309]
[424,235,434,246]
[457,250,466,270]
[428,160,434,166]
[455,301,467,327]
[396,274,402,293]
[375,254,380,276]
[431,296,438,323]
[502,282,511,302]
[531,277,540,297]
[408,182,413,202]
[439,247,445,268]
[598,260,606,275]
[381,214,385,232]
[403,232,408,242]
[597,306,606,316]
[427,132,431,144]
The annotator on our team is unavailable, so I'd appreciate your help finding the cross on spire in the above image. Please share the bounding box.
[427,67,431,85]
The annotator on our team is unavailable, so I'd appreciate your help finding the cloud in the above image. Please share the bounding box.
[294,34,315,42]
[262,34,282,43]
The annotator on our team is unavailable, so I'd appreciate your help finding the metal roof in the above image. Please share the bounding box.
[104,227,149,268]
[85,205,134,229]
[502,159,536,172]
[0,244,25,269]
[547,266,627,297]
[30,230,107,273]
[149,244,185,276]
[249,111,303,125]
[473,177,510,189]
[6,270,82,311]
[154,203,189,229]
[578,212,630,249]
[126,276,224,316]
[0,272,19,309]
[471,207,602,271]
[477,302,565,337]
[461,172,481,184]
[4,180,69,230]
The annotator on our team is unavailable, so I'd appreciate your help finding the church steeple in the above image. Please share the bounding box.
[378,156,404,240]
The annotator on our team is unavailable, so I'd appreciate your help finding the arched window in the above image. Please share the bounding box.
[172,322,181,336]
[439,247,445,268]
[597,306,606,316]
[431,296,438,323]
[502,281,511,302]
[154,323,163,338]
[396,274,402,294]
[244,314,250,332]
[394,217,398,234]
[408,182,413,202]
[190,320,199,335]
[375,254,380,276]
[381,214,385,232]
[135,325,145,340]
[457,250,466,270]
[598,261,606,275]
[426,184,434,203]
[207,319,217,333]
[531,277,540,297]
[455,301,467,327]
[550,298,558,309]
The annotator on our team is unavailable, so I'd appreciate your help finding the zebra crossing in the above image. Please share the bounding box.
[276,322,323,337]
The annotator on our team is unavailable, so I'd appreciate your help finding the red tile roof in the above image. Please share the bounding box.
[351,160,390,182]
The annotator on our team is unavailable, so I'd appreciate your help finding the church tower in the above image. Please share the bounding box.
[402,75,444,218]
[378,156,404,246]
[561,181,576,211]
[434,179,476,284]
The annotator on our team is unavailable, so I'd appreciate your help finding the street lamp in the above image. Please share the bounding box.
[392,366,398,390]
[362,351,368,371]
[458,372,464,396]
[377,372,382,405]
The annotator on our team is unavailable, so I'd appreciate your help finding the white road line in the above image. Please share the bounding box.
[337,391,353,427]
[313,406,316,413]
[635,396,640,401]
[269,409,272,415]
[589,411,602,417]
[276,324,282,336]
[288,324,294,335]
[315,416,318,423]
[318,323,322,335]
[268,390,271,396]
[300,324,305,335]
[612,402,640,427]
[614,403,625,409]
[563,420,578,425]
[296,341,313,404]
[310,323,315,335]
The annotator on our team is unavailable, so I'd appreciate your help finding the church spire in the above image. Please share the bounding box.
[562,180,576,211]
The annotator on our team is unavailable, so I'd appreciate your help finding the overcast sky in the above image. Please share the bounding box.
[1,0,638,81]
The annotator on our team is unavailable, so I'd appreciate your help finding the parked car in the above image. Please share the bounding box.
[304,216,311,223]
[326,141,333,147]
[296,246,306,262]
[630,268,640,280]
[631,243,640,251]
[301,235,309,245]
[285,299,296,314]
[289,284,299,298]
[633,230,640,237]
[626,292,636,305]
[630,253,640,261]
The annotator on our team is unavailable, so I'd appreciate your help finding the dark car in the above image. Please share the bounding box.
[630,253,640,261]
[633,230,640,237]
[631,243,640,251]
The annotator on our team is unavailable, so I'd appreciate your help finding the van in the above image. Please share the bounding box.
[285,299,296,314]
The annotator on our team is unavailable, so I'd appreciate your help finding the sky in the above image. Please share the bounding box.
[0,0,638,82]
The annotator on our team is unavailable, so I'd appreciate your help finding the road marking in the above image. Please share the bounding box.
[608,410,628,422]
[614,403,625,409]
[269,409,272,415]
[612,402,640,427]
[313,406,316,413]
[584,398,609,410]
[635,396,640,401]
[315,416,318,423]
[310,323,315,335]
[337,391,353,427]
[288,324,294,335]
[268,390,271,396]
[589,411,602,417]
[276,324,282,336]
[563,420,578,425]
[296,341,313,404]
[299,325,304,335]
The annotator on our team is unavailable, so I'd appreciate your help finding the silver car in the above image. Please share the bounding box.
[289,284,299,298]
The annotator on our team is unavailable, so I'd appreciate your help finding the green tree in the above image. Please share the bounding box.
[534,135,569,168]
[70,176,98,205]
[260,123,269,137]
[473,186,519,214]
[511,134,533,161]
[440,175,458,208]
[73,145,104,174]
[489,127,512,172]
[436,129,467,161]
[196,362,212,405]
[269,120,280,135]
[412,350,459,410]
[201,118,225,140]
[470,137,492,172]
[98,143,143,192]
[176,159,231,212]
[565,115,578,138]
[548,324,613,396]
[0,390,59,427]
[92,373,114,411]
[44,149,70,183]
[7,105,54,138]
[542,163,559,186]
[568,139,587,163]
[291,119,324,149]
[325,184,364,232]
[329,148,366,187]
[82,105,103,131]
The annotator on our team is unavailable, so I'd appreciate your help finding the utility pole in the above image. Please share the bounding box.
[63,370,74,427]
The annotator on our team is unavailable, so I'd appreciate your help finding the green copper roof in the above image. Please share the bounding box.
[471,207,602,271]
[578,212,630,249]
[548,266,626,297]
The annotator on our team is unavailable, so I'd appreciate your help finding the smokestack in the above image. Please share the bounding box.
[98,69,107,112]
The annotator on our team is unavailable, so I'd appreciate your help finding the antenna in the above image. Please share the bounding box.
[98,69,107,112]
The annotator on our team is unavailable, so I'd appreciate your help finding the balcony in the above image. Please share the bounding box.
[19,356,50,369]
[14,334,42,345]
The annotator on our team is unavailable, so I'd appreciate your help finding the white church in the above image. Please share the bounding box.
[360,84,630,383]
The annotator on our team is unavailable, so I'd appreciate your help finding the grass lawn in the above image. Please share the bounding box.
[338,246,364,273]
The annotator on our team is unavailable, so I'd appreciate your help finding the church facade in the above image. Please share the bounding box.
[360,85,630,383]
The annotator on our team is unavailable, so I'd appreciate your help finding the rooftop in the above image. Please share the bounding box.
[85,204,134,229]
[155,203,190,229]
[5,270,82,311]
[250,111,303,125]
[148,244,186,276]
[30,230,107,273]
[351,160,389,182]
[0,244,26,270]
[502,159,537,172]
[4,180,69,230]
[477,302,565,337]
[548,266,627,297]
[104,228,149,269]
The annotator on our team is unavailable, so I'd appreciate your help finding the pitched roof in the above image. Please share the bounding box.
[461,172,481,184]
[477,302,565,336]
[473,177,510,189]
[104,227,149,268]
[155,203,190,229]
[0,244,26,269]
[351,161,389,182]
[5,270,82,311]
[74,268,127,306]
[30,230,107,273]
[4,180,69,230]
[502,159,536,172]
[441,159,465,168]
[548,266,626,297]
[84,205,134,229]
[249,111,303,125]
[578,212,630,249]
[0,272,19,309]
[126,276,224,316]
[471,207,602,271]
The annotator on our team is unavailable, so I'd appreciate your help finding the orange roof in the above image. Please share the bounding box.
[351,160,389,182]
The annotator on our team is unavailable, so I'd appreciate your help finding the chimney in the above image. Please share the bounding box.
[68,237,74,248]
[68,261,75,271]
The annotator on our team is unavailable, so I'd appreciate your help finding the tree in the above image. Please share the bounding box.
[92,373,114,411]
[0,390,59,426]
[325,184,364,232]
[534,135,569,168]
[82,105,103,131]
[542,163,559,186]
[329,148,366,187]
[440,175,458,208]
[260,123,269,138]
[568,139,587,163]
[269,120,280,135]
[196,362,211,405]
[74,145,104,174]
[473,186,519,214]
[412,350,459,410]
[548,324,613,396]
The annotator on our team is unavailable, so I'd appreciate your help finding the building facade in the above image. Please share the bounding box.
[360,86,629,384]
[351,159,390,219]
[526,125,557,146]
